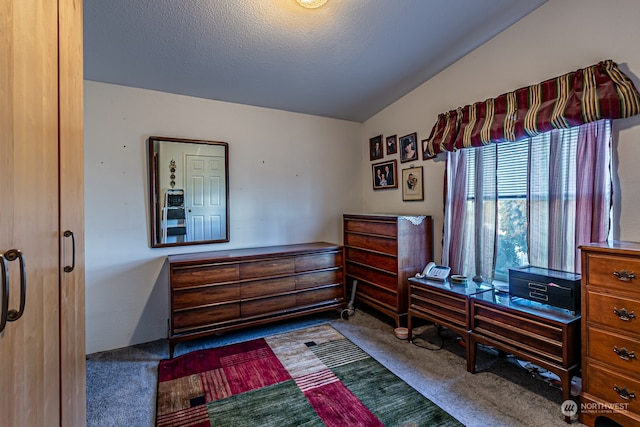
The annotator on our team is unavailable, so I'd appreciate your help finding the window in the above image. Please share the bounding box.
[443,120,611,283]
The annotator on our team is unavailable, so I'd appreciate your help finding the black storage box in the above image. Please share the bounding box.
[508,266,581,313]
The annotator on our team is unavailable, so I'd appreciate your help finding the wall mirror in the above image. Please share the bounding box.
[148,136,229,248]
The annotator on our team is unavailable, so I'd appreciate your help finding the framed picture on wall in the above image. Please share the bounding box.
[400,132,418,163]
[369,134,384,160]
[402,166,423,201]
[372,159,398,190]
[386,135,397,155]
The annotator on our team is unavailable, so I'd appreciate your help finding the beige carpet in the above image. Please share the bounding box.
[86,308,583,426]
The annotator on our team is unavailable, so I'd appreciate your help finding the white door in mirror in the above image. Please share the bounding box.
[415,262,451,281]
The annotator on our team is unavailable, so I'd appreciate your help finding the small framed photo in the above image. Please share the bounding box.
[422,138,436,160]
[372,159,398,190]
[369,134,384,160]
[400,132,418,163]
[402,166,423,201]
[386,135,397,155]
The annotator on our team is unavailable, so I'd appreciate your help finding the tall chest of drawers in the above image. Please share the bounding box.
[343,214,433,327]
[168,242,345,357]
[580,241,640,426]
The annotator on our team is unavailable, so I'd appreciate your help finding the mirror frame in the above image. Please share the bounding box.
[148,136,230,248]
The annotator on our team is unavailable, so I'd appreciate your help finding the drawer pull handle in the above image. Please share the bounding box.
[528,290,548,301]
[528,282,547,292]
[613,270,636,282]
[614,307,636,321]
[613,385,636,400]
[613,346,636,361]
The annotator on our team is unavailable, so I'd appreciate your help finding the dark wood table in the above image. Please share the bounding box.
[469,290,581,407]
[407,277,493,371]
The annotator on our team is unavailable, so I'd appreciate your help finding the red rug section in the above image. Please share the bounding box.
[156,405,209,427]
[158,338,289,388]
[304,381,384,427]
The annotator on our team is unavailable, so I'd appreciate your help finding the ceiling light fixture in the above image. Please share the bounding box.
[296,0,328,9]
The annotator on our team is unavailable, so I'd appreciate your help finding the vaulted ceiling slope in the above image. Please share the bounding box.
[84,0,548,122]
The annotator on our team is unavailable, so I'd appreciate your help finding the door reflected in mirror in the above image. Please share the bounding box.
[148,136,229,247]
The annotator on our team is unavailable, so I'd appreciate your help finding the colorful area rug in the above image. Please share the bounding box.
[156,324,462,427]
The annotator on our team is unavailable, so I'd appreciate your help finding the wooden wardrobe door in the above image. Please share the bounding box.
[59,0,86,424]
[0,1,62,426]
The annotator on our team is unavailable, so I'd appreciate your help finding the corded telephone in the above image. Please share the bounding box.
[415,262,451,281]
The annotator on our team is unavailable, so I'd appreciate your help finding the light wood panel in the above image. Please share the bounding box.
[0,1,60,425]
[59,0,86,425]
[1,0,85,425]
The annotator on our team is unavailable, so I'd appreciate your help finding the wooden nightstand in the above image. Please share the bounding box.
[407,277,492,371]
[469,290,581,407]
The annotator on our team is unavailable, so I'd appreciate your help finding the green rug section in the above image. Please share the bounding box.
[207,380,323,427]
[320,340,464,427]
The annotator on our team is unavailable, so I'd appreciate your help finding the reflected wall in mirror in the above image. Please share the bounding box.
[148,136,229,248]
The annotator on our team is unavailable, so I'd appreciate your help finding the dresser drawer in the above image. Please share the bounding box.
[410,284,467,329]
[344,232,397,255]
[472,302,567,365]
[240,277,295,299]
[585,363,640,414]
[587,290,640,335]
[356,280,397,307]
[172,283,240,310]
[346,262,397,289]
[295,251,342,272]
[344,247,397,273]
[296,269,342,290]
[171,264,239,288]
[344,218,397,237]
[587,327,640,372]
[296,286,342,306]
[239,258,295,280]
[241,294,297,317]
[172,303,240,331]
[586,253,640,294]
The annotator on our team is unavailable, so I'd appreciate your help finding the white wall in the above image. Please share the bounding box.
[362,0,640,264]
[86,0,640,353]
[84,82,362,353]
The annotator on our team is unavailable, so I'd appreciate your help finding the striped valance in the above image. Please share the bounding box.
[423,60,640,158]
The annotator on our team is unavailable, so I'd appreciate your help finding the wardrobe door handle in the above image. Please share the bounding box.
[0,253,9,333]
[5,249,26,322]
[63,230,75,273]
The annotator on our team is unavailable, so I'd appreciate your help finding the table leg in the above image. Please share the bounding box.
[462,332,474,373]
[468,334,478,374]
[407,313,413,343]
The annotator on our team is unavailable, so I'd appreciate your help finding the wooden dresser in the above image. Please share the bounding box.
[580,241,640,426]
[167,242,345,357]
[343,214,433,327]
[469,291,581,408]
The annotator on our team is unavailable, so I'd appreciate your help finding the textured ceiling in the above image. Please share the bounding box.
[84,0,547,122]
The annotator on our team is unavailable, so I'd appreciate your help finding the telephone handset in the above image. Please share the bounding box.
[415,262,451,281]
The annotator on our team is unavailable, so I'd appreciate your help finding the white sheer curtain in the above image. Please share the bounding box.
[442,120,611,280]
[442,146,497,282]
[528,120,611,272]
